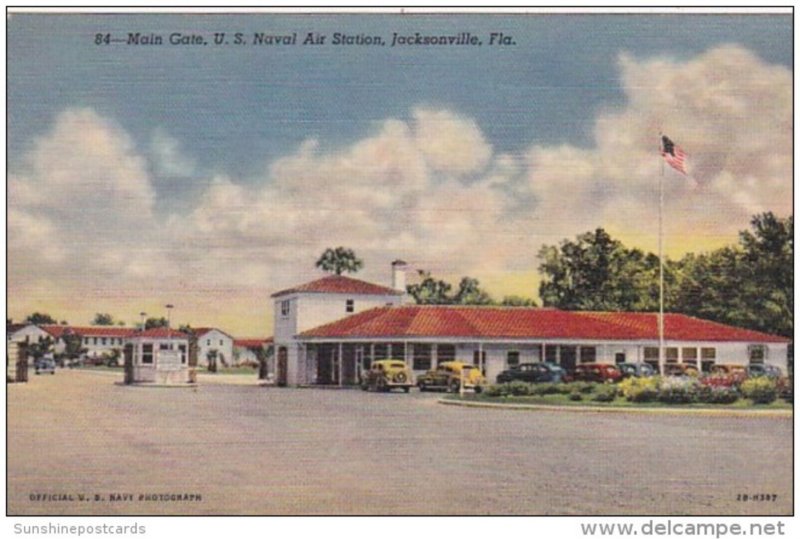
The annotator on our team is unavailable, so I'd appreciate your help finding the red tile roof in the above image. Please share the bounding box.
[299,306,789,343]
[271,275,402,298]
[192,327,234,339]
[233,338,270,348]
[131,328,189,339]
[41,325,137,338]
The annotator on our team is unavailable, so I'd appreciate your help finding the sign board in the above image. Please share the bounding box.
[157,350,183,371]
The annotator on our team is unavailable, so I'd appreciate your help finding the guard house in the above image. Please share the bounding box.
[126,328,191,384]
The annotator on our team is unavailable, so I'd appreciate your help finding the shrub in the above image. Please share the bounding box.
[483,384,505,397]
[592,386,617,402]
[657,376,700,404]
[508,380,532,396]
[741,377,778,404]
[569,391,583,401]
[697,385,740,405]
[618,376,660,403]
[563,381,597,394]
[531,383,562,396]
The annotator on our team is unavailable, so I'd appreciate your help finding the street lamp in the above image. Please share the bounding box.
[139,312,147,331]
[165,304,174,331]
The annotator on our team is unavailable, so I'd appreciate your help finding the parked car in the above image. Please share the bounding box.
[617,363,656,379]
[34,358,56,375]
[700,364,747,387]
[571,363,622,384]
[747,364,782,379]
[417,361,487,393]
[496,362,567,384]
[361,359,414,393]
[663,363,700,377]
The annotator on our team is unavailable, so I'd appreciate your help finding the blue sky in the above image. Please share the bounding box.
[7,12,793,333]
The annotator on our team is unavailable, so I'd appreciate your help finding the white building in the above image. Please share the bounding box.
[127,328,190,384]
[7,323,56,347]
[195,328,235,368]
[271,262,407,385]
[41,325,136,361]
[271,264,791,387]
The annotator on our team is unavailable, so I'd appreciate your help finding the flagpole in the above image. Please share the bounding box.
[658,136,665,376]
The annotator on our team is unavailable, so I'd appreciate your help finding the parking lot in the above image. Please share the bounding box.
[7,369,793,515]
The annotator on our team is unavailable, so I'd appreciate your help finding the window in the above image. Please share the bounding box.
[142,344,154,364]
[219,340,223,346]
[412,344,432,370]
[160,343,171,350]
[207,339,211,346]
[84,337,90,345]
[374,344,388,360]
[615,353,626,364]
[507,351,520,368]
[93,337,98,345]
[101,338,107,346]
[545,345,558,363]
[748,345,767,364]
[644,347,659,360]
[665,348,678,362]
[346,299,354,313]
[437,344,455,362]
[701,348,716,360]
[579,346,596,363]
[178,344,187,364]
[281,300,290,316]
[682,347,698,361]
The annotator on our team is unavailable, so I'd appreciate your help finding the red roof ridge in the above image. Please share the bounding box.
[271,274,402,298]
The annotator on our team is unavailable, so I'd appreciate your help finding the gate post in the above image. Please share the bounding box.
[188,335,198,383]
[123,343,134,384]
[16,342,29,383]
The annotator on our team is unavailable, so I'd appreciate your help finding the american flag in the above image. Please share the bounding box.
[661,135,687,175]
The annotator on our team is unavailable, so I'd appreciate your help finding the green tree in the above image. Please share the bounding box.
[144,317,169,330]
[27,337,54,361]
[406,271,497,305]
[315,247,364,275]
[538,228,665,311]
[499,295,538,307]
[25,312,57,325]
[60,331,87,360]
[92,313,115,326]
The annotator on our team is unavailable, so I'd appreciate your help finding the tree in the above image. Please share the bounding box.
[25,312,56,325]
[27,337,54,361]
[315,247,364,275]
[144,317,169,330]
[671,213,792,337]
[117,320,126,327]
[537,228,664,311]
[60,331,87,360]
[92,313,115,326]
[499,295,538,307]
[406,271,453,304]
[406,271,496,305]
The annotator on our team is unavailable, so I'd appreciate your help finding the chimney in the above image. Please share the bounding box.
[391,260,408,293]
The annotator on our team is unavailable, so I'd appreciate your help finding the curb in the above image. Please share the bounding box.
[113,381,198,389]
[438,398,794,418]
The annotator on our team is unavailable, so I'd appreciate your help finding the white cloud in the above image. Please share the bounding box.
[150,127,196,178]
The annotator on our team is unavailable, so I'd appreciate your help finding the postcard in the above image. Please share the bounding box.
[5,7,794,527]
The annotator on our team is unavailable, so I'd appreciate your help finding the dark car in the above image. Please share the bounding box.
[496,362,567,384]
[572,363,622,383]
[34,358,56,375]
[747,364,782,379]
[617,363,656,379]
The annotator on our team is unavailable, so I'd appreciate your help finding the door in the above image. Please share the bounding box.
[277,346,288,387]
[123,343,134,384]
[560,346,577,372]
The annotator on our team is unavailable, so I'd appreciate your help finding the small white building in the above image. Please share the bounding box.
[42,325,136,361]
[7,323,55,347]
[270,263,791,387]
[195,328,235,368]
[127,328,191,384]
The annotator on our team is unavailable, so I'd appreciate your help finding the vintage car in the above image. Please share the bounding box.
[746,364,782,379]
[360,359,414,393]
[417,361,487,393]
[617,362,656,379]
[662,363,700,377]
[571,363,622,384]
[700,363,748,387]
[495,362,567,384]
[34,358,56,375]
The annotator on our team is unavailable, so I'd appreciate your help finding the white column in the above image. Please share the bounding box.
[432,344,438,369]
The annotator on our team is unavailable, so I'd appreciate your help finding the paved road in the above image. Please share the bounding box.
[7,370,793,515]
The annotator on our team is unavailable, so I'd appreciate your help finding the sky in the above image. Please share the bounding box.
[6,11,793,335]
